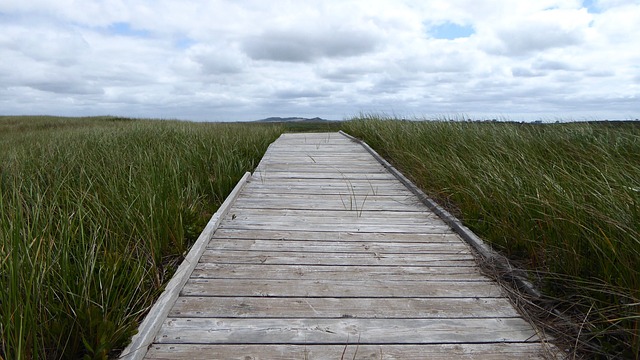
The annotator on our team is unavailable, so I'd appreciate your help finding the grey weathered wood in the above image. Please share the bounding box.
[222,208,437,220]
[246,177,407,187]
[252,171,396,180]
[191,264,484,280]
[206,239,470,253]
[220,217,445,227]
[145,344,552,360]
[222,207,438,220]
[245,186,413,196]
[212,229,458,242]
[131,132,555,359]
[237,192,417,200]
[256,164,389,172]
[231,199,428,212]
[199,250,476,266]
[169,296,521,318]
[155,318,539,344]
[218,222,451,233]
[258,157,380,164]
[181,278,499,297]
[221,211,443,223]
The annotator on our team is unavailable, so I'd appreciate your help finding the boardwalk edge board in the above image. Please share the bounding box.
[338,130,542,299]
[119,172,252,360]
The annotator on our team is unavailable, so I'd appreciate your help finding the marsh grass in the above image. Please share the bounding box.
[0,117,282,359]
[343,115,640,358]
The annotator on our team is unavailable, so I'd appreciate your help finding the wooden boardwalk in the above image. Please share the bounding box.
[124,132,555,359]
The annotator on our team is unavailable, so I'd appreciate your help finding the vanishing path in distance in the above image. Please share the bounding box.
[124,132,555,359]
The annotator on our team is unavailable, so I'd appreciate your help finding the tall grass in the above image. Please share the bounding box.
[343,115,640,358]
[0,116,282,359]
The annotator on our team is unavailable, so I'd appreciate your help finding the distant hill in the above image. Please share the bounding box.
[255,116,333,123]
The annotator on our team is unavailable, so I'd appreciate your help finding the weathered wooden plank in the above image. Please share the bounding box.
[270,136,357,141]
[224,211,447,225]
[268,142,358,146]
[223,212,440,223]
[220,216,443,227]
[244,186,413,196]
[228,198,423,213]
[169,297,521,318]
[252,171,396,180]
[265,143,366,147]
[273,140,355,144]
[270,138,357,142]
[212,229,458,242]
[237,193,417,201]
[181,278,499,297]
[206,239,470,254]
[261,150,371,155]
[155,318,537,344]
[223,209,438,221]
[247,178,406,184]
[266,142,363,146]
[218,222,450,233]
[191,264,484,281]
[247,176,400,181]
[254,166,389,174]
[258,156,380,163]
[199,250,476,266]
[248,185,399,194]
[256,160,387,166]
[258,154,378,159]
[260,150,375,155]
[247,177,404,186]
[232,198,425,209]
[146,343,552,360]
[277,134,352,141]
[223,208,436,220]
[263,150,372,156]
[255,163,385,170]
[220,216,445,229]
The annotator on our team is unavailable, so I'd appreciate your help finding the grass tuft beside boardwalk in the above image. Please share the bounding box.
[342,115,640,359]
[0,116,282,359]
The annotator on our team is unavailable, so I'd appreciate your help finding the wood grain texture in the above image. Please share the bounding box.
[221,208,437,220]
[199,250,477,266]
[180,278,500,297]
[169,297,521,318]
[133,132,555,359]
[146,344,552,360]
[191,264,483,281]
[206,239,470,254]
[212,229,458,242]
[154,318,539,344]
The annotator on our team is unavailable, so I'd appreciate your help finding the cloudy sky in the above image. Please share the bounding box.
[1,0,639,121]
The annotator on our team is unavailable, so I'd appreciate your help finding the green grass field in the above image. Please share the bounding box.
[343,115,640,358]
[2,115,639,358]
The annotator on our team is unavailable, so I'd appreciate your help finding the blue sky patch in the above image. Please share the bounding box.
[175,36,196,49]
[107,22,151,37]
[583,0,600,13]
[429,22,474,40]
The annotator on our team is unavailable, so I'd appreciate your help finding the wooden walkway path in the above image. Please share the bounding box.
[123,132,555,359]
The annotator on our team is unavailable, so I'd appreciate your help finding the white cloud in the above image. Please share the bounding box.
[481,8,591,56]
[0,0,638,121]
[242,27,380,63]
